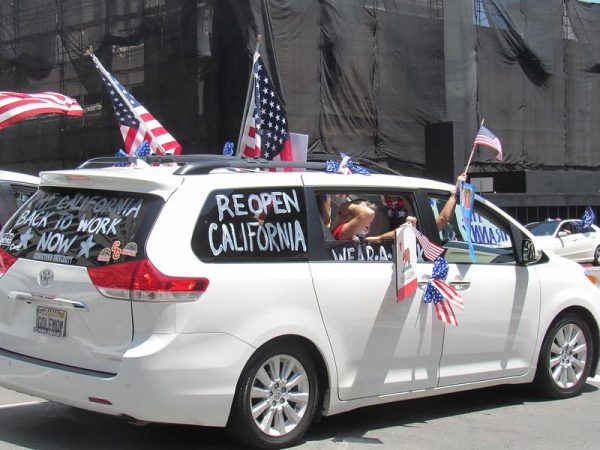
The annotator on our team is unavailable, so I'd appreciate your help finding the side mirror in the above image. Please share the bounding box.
[522,239,542,264]
[557,231,568,237]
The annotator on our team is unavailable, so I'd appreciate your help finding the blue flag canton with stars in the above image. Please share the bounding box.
[423,257,449,305]
[94,62,140,128]
[252,56,288,159]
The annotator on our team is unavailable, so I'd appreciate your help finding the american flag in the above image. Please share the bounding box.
[423,257,463,326]
[91,53,181,156]
[474,125,503,161]
[239,52,290,161]
[0,91,82,130]
[414,228,445,261]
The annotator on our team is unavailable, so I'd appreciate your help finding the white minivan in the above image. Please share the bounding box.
[0,155,598,449]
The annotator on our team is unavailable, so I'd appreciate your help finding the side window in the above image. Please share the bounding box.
[428,194,515,264]
[312,190,417,262]
[560,223,574,235]
[192,187,308,262]
[12,184,37,208]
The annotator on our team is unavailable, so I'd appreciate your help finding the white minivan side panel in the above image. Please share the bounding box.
[145,174,338,388]
[534,257,600,344]
[436,263,541,386]
[310,260,444,400]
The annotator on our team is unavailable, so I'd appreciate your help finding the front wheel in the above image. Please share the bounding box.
[533,313,593,399]
[227,341,320,449]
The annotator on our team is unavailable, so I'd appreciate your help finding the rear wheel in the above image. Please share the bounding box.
[593,246,600,266]
[227,341,320,449]
[533,313,593,399]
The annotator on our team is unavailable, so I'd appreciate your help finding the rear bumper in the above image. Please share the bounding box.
[0,332,255,427]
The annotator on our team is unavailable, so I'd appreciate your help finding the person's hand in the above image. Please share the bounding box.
[452,173,467,196]
[405,216,417,226]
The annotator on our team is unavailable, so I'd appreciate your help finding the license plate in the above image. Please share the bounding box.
[34,306,67,337]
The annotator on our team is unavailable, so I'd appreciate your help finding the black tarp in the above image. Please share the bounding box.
[1,0,600,181]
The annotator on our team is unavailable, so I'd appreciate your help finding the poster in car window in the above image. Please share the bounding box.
[459,181,476,263]
[395,224,417,301]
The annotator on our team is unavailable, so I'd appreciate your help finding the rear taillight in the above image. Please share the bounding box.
[0,248,17,278]
[87,259,209,302]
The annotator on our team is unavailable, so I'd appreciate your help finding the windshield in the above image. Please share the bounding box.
[525,221,560,236]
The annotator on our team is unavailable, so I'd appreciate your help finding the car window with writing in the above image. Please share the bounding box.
[193,187,308,262]
[0,188,163,266]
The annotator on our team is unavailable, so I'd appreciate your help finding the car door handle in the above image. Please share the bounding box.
[417,277,431,290]
[8,290,89,311]
[449,281,471,291]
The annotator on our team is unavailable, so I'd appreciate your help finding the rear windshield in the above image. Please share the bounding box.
[0,188,164,266]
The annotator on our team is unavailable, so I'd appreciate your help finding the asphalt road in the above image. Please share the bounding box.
[1,377,599,450]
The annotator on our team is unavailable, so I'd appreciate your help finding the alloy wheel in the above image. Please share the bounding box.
[548,323,588,389]
[249,354,310,437]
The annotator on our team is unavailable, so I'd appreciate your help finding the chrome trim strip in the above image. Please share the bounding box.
[8,290,89,311]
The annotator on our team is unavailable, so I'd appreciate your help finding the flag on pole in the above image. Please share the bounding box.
[474,125,503,161]
[575,206,596,231]
[90,53,181,156]
[0,92,83,130]
[413,227,445,262]
[238,52,291,162]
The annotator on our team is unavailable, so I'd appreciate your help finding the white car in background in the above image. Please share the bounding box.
[525,219,600,265]
[0,170,39,230]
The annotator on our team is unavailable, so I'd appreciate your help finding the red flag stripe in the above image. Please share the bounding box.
[431,279,464,310]
[0,92,83,130]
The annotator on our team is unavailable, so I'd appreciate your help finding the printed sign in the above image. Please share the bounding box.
[459,181,477,262]
[395,225,417,301]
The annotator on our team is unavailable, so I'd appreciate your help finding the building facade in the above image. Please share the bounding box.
[1,0,600,223]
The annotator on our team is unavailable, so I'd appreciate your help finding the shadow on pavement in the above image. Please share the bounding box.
[0,382,597,449]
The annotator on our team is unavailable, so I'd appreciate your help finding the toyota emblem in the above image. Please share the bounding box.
[38,269,54,287]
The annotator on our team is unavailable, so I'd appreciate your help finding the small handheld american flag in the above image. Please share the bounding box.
[474,125,503,161]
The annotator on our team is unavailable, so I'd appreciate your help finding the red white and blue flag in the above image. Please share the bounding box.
[423,257,463,326]
[414,228,445,262]
[474,125,503,161]
[239,52,293,162]
[0,91,82,130]
[91,53,181,156]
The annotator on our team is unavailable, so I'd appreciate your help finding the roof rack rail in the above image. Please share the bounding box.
[76,153,402,176]
[77,154,234,169]
[174,158,327,175]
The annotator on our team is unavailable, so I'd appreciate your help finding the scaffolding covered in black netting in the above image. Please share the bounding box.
[1,0,600,199]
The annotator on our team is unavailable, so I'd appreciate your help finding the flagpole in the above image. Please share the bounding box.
[464,118,485,174]
[236,35,262,157]
[87,51,168,155]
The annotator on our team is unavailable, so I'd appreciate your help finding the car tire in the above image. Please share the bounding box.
[533,313,593,399]
[226,340,320,449]
[593,246,600,266]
